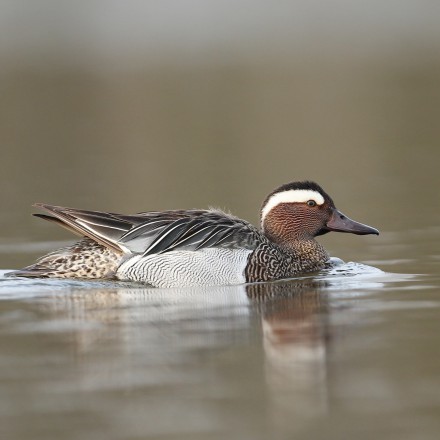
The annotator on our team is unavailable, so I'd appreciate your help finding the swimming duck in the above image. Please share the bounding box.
[9,181,378,287]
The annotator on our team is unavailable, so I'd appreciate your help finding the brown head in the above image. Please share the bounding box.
[261,181,379,247]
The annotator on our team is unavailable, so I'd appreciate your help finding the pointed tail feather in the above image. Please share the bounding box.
[33,204,131,254]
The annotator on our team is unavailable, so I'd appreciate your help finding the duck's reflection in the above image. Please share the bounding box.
[38,277,331,427]
[247,279,330,423]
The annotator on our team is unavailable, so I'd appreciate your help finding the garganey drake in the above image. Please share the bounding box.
[9,181,378,287]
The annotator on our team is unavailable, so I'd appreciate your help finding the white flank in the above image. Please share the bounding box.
[116,248,252,287]
[261,189,325,223]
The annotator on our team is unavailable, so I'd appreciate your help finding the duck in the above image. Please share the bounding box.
[8,181,378,287]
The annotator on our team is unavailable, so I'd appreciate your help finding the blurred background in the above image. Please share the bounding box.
[1,0,439,267]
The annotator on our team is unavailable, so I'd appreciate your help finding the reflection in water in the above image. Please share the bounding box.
[36,284,254,394]
[35,278,334,431]
[248,280,330,427]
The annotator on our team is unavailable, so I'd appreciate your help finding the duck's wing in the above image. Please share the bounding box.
[133,210,261,256]
[33,204,260,255]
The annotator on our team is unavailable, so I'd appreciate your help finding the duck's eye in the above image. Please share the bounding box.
[306,200,317,207]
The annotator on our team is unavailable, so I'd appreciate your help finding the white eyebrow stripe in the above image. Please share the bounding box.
[261,189,325,222]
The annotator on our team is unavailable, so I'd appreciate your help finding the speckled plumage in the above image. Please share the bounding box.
[15,238,120,279]
[8,181,379,287]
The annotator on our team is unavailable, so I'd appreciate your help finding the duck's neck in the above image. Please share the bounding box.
[288,239,329,268]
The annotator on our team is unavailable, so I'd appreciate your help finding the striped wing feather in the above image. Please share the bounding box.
[139,215,258,256]
[34,204,260,256]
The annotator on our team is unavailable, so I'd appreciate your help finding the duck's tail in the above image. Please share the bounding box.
[6,237,121,279]
[6,203,135,279]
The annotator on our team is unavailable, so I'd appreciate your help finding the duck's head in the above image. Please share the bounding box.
[261,181,379,245]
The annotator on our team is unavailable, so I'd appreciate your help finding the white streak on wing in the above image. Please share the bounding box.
[75,220,131,254]
[143,221,188,254]
[116,248,252,287]
[120,218,168,239]
[76,219,127,232]
[261,189,325,222]
[169,224,213,248]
